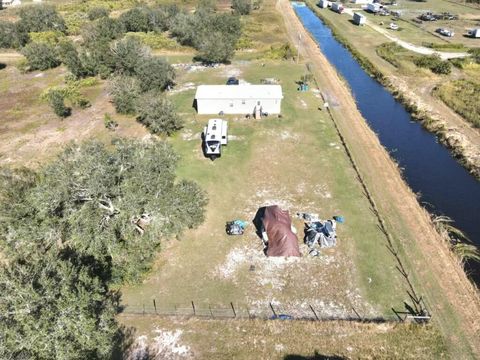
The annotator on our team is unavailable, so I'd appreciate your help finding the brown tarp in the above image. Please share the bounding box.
[263,205,301,257]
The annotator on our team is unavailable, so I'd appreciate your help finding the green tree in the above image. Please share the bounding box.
[232,0,252,15]
[57,40,91,78]
[0,249,120,360]
[135,56,175,92]
[18,4,66,33]
[82,17,124,47]
[47,89,71,118]
[21,42,61,71]
[110,36,150,75]
[0,140,208,282]
[109,76,141,114]
[137,93,183,135]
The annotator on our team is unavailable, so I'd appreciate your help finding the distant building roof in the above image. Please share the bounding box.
[195,85,283,100]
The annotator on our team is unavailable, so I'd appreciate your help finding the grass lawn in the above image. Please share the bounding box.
[120,59,407,320]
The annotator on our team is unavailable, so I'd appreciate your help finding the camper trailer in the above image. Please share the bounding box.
[353,12,366,25]
[318,0,331,8]
[202,119,228,160]
[366,2,381,13]
[469,28,480,38]
[331,2,344,13]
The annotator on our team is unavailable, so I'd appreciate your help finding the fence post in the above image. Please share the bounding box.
[352,307,362,321]
[153,299,157,314]
[209,304,214,318]
[143,304,145,316]
[269,302,277,318]
[230,302,237,318]
[191,301,196,316]
[309,304,319,321]
[174,304,177,316]
[246,305,252,320]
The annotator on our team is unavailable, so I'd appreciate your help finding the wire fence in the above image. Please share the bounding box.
[122,300,430,324]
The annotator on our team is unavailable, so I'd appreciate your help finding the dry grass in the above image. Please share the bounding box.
[118,316,448,360]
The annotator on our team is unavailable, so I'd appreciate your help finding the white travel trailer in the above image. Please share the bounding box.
[469,28,480,38]
[353,12,366,25]
[366,2,381,13]
[318,0,331,8]
[202,119,228,160]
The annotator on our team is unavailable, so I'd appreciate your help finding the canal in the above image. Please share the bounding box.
[292,2,480,283]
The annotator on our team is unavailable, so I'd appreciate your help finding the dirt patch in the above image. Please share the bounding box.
[127,329,191,360]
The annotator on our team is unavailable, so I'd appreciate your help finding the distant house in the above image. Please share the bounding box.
[194,85,283,116]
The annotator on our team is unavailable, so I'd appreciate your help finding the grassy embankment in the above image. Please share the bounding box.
[304,0,480,179]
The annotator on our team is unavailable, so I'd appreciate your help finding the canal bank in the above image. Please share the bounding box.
[280,0,480,356]
[304,0,480,182]
[294,1,480,286]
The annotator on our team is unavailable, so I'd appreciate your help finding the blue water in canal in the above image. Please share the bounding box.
[293,2,480,283]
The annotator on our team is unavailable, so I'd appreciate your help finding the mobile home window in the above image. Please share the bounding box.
[242,100,245,104]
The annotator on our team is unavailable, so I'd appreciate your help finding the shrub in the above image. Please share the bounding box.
[47,89,71,118]
[135,56,175,92]
[261,43,294,60]
[119,7,154,33]
[21,42,60,71]
[19,4,66,33]
[57,40,90,78]
[232,0,252,15]
[137,93,183,135]
[109,76,141,114]
[87,7,110,21]
[414,54,451,75]
[0,21,29,49]
[29,30,65,45]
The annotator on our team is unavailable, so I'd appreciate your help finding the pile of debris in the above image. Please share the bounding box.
[297,212,344,256]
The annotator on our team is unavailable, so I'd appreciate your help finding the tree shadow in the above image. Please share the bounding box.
[284,353,346,360]
[112,325,139,360]
[0,63,6,70]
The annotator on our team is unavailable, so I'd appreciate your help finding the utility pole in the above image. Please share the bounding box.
[297,33,302,64]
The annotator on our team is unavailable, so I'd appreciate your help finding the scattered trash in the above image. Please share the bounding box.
[226,220,248,235]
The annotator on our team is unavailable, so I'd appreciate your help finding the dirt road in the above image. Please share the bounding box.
[342,8,468,60]
[278,0,480,357]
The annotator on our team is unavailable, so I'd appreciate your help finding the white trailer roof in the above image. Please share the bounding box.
[195,85,283,100]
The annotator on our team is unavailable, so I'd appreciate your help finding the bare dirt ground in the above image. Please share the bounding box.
[279,0,480,356]
[0,64,147,167]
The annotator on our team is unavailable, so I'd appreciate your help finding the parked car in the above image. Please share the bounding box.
[389,23,399,30]
[436,28,455,37]
[226,77,239,85]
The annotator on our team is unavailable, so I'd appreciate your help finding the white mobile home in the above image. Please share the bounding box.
[195,85,283,115]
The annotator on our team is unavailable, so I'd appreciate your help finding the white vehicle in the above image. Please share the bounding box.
[202,119,228,160]
[389,23,399,30]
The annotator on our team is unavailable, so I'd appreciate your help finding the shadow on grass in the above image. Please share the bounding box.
[284,353,346,360]
[0,63,6,70]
